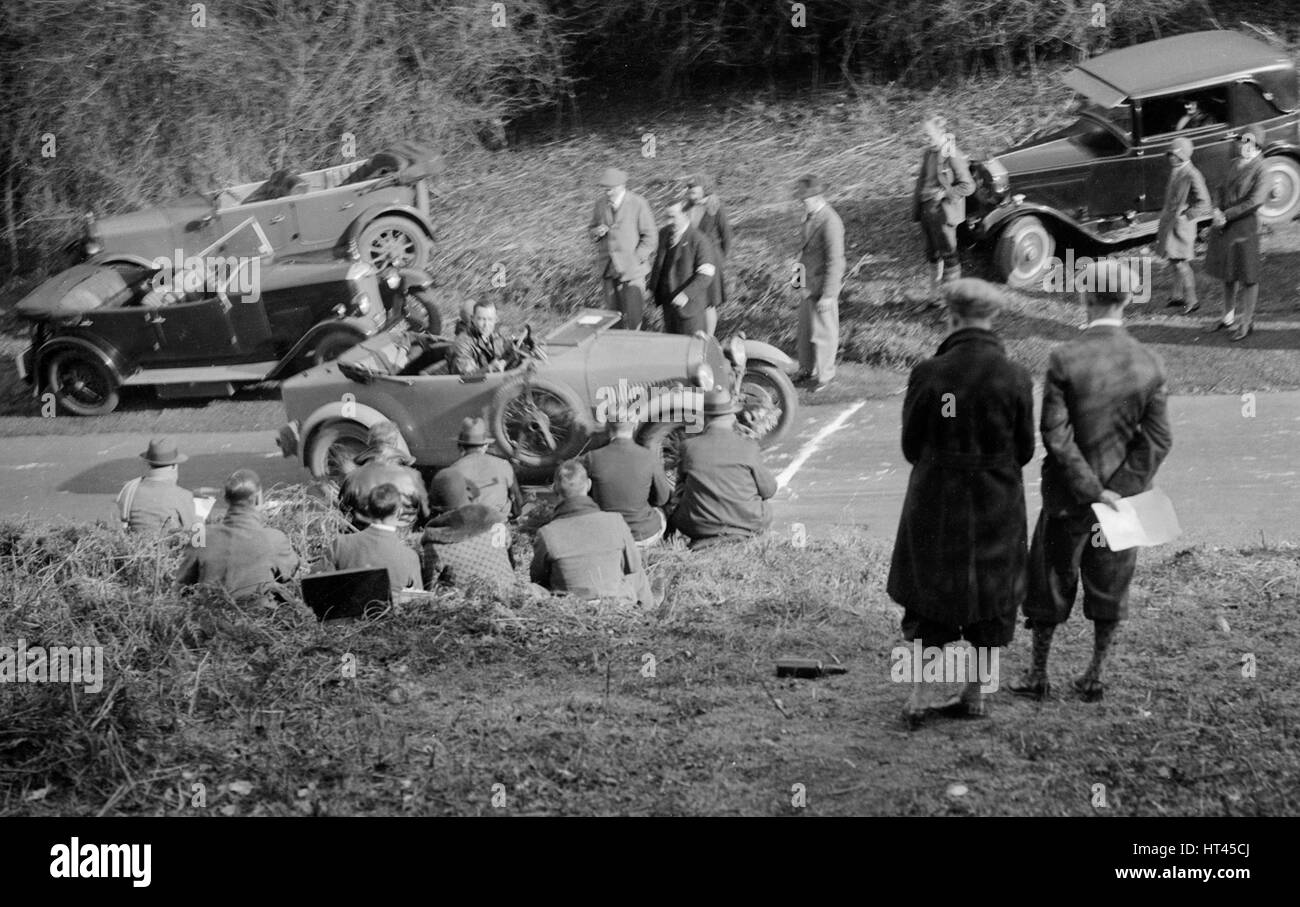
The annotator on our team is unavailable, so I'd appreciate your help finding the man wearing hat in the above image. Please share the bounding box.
[682,173,733,337]
[175,469,301,605]
[1204,124,1271,340]
[1013,259,1172,703]
[1155,136,1210,313]
[912,115,974,291]
[886,279,1035,726]
[117,437,195,535]
[338,421,428,531]
[794,174,845,391]
[431,417,522,522]
[530,459,656,606]
[588,166,657,330]
[669,387,777,548]
[650,202,719,336]
[422,478,517,593]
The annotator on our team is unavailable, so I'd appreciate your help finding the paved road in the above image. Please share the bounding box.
[1,392,1297,548]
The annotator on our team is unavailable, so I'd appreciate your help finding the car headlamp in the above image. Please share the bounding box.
[84,239,102,257]
[726,335,747,372]
[694,362,714,389]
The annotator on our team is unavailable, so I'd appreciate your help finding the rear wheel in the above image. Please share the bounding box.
[994,215,1055,289]
[1259,155,1300,224]
[45,349,120,416]
[306,419,370,483]
[358,215,431,270]
[490,376,590,469]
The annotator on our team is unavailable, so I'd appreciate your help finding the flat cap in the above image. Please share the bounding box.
[943,278,1005,318]
[598,167,628,187]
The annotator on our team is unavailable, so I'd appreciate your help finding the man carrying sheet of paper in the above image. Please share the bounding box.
[1012,259,1174,704]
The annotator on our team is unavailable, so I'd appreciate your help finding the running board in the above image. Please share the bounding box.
[121,362,279,385]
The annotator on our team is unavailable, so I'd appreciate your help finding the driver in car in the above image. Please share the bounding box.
[449,299,521,375]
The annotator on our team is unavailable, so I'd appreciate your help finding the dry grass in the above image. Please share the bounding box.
[2,485,1297,816]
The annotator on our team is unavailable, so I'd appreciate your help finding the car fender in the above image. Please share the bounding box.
[267,317,375,381]
[299,399,403,468]
[974,203,1095,244]
[741,339,794,371]
[87,251,159,269]
[336,204,437,259]
[32,334,129,390]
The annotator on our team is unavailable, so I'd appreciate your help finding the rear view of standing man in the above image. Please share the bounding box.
[912,114,973,291]
[588,167,657,330]
[794,174,845,392]
[1013,259,1173,703]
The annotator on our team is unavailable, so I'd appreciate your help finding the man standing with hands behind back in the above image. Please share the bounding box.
[794,174,845,393]
[1013,259,1173,704]
[589,167,657,330]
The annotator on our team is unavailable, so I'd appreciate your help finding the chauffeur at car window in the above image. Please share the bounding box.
[449,300,516,375]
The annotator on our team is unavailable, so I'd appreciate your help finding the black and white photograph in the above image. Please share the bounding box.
[0,0,1295,872]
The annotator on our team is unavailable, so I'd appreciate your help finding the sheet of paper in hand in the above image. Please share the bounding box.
[1090,488,1181,551]
[194,497,217,522]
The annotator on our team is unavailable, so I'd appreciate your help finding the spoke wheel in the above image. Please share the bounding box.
[737,363,798,448]
[358,215,431,270]
[307,420,370,484]
[46,349,120,416]
[490,376,590,469]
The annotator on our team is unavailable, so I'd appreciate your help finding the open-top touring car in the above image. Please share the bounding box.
[276,310,799,484]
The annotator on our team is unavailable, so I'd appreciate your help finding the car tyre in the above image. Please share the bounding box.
[407,287,443,335]
[490,376,590,469]
[639,421,688,505]
[995,215,1055,289]
[739,363,798,448]
[1259,155,1300,225]
[306,419,371,483]
[45,348,120,416]
[358,215,431,271]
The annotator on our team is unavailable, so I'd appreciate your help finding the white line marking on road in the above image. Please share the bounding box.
[776,400,867,490]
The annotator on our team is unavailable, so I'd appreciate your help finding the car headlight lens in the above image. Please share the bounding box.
[354,293,371,315]
[84,239,102,257]
[346,261,377,281]
[694,362,714,390]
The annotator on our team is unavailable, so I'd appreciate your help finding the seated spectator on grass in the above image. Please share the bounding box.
[669,387,776,549]
[117,437,195,535]
[338,421,429,531]
[421,477,516,592]
[431,417,523,521]
[582,417,670,547]
[325,484,422,594]
[175,469,301,604]
[530,460,656,606]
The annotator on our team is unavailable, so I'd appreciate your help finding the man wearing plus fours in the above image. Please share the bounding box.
[1013,259,1173,704]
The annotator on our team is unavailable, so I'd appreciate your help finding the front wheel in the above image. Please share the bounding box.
[45,349,120,416]
[404,287,443,335]
[994,215,1055,289]
[306,419,370,483]
[738,363,798,448]
[358,215,431,270]
[1259,155,1300,225]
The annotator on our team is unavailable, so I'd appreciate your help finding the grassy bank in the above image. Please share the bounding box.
[2,489,1297,816]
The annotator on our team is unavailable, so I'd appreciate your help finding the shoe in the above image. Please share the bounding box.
[935,684,990,719]
[1009,672,1051,701]
[791,371,813,384]
[810,381,832,393]
[1165,298,1185,308]
[1180,302,1199,315]
[1230,324,1251,342]
[1206,318,1234,333]
[1071,677,1105,702]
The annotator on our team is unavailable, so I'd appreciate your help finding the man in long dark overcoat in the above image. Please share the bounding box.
[886,278,1035,726]
[650,202,719,336]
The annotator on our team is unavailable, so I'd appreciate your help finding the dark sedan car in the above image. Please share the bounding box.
[16,220,389,416]
[965,30,1300,287]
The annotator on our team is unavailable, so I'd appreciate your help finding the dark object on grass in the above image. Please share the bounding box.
[775,656,848,678]
[302,567,391,621]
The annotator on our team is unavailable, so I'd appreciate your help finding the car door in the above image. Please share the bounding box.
[1136,89,1236,209]
[216,197,296,253]
[138,297,239,367]
[1078,111,1148,218]
[289,182,373,250]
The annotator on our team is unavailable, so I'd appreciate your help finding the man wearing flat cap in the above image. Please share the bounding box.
[1155,136,1210,313]
[887,279,1035,726]
[794,174,845,391]
[1014,259,1172,704]
[1204,124,1270,340]
[588,167,657,330]
[669,387,777,548]
[117,437,195,535]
